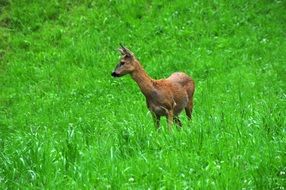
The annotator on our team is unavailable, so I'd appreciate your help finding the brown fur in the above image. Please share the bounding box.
[112,45,195,130]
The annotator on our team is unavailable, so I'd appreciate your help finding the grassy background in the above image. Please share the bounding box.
[1,0,286,189]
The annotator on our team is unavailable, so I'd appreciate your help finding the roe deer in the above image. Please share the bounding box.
[111,44,195,130]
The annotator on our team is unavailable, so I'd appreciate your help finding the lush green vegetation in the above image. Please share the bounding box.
[1,0,285,189]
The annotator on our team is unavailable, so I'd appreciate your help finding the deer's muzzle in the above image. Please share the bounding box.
[111,71,120,77]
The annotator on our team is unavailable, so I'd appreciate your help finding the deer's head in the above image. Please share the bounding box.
[111,44,136,77]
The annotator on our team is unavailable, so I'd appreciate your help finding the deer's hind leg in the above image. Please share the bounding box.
[174,116,182,128]
[151,113,160,130]
[185,98,193,121]
[185,80,195,121]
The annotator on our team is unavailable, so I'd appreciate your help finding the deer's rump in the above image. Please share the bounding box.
[167,72,194,90]
[167,72,195,114]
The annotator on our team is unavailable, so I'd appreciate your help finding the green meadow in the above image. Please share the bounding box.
[1,0,285,189]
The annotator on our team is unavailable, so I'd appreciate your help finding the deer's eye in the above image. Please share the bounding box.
[120,62,125,66]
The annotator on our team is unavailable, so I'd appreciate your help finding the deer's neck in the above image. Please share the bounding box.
[131,62,155,97]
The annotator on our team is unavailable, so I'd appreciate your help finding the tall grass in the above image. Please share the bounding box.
[1,0,285,189]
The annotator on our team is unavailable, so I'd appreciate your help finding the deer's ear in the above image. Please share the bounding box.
[118,46,134,58]
[118,48,125,55]
[118,43,127,55]
[123,47,134,57]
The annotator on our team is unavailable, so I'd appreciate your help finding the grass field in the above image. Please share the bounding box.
[1,0,286,189]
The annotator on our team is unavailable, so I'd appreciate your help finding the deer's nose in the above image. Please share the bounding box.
[111,71,119,77]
